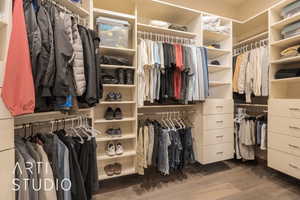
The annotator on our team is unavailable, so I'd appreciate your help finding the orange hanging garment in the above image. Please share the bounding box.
[1,0,35,116]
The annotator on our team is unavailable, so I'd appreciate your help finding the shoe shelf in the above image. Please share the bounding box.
[96,134,136,142]
[94,117,136,123]
[97,150,136,161]
[101,64,135,70]
[208,65,231,72]
[271,77,300,83]
[103,84,136,88]
[100,101,136,105]
[99,168,136,181]
[100,46,136,56]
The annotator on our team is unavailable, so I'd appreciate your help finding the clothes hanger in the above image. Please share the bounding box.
[77,116,92,141]
[68,117,85,144]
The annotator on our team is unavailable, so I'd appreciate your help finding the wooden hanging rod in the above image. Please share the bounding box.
[235,103,268,108]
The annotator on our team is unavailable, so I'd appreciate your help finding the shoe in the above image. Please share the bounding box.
[115,142,124,155]
[105,92,116,101]
[104,107,114,120]
[104,164,114,176]
[106,142,116,156]
[114,128,122,137]
[116,69,125,84]
[115,92,122,101]
[102,75,118,84]
[114,108,123,120]
[113,163,122,175]
[125,69,134,85]
[105,128,122,137]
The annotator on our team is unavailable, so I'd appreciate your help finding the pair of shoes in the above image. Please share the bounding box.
[104,107,123,120]
[102,74,119,84]
[106,128,122,137]
[105,92,122,101]
[104,163,122,176]
[106,142,124,156]
[116,69,134,85]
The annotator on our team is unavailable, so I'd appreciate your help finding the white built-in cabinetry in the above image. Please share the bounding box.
[0,0,14,199]
[268,0,300,179]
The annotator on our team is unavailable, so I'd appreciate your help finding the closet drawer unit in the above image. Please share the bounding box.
[269,132,300,157]
[200,128,234,146]
[0,119,14,151]
[199,143,234,164]
[202,114,233,130]
[269,116,300,138]
[0,149,15,200]
[0,97,11,119]
[269,99,300,118]
[203,99,233,115]
[268,149,300,179]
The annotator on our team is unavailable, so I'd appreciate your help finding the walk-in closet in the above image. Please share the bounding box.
[2,0,300,200]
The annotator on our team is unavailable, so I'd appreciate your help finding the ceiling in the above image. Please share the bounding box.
[221,0,248,6]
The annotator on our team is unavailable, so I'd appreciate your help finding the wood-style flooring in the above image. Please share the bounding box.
[94,161,300,200]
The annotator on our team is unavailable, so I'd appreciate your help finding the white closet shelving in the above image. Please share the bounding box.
[268,0,300,180]
[92,0,138,181]
[0,1,14,200]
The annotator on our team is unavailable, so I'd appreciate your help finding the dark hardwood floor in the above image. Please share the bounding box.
[94,160,300,200]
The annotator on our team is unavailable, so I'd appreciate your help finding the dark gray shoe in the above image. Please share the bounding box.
[115,92,122,101]
[116,69,125,84]
[125,69,134,85]
[104,107,114,120]
[114,108,123,120]
[105,92,116,101]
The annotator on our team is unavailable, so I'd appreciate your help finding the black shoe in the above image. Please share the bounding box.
[104,107,114,120]
[102,75,118,84]
[125,69,134,85]
[116,69,125,84]
[114,128,122,137]
[105,92,116,101]
[115,92,122,101]
[105,128,122,137]
[114,108,123,120]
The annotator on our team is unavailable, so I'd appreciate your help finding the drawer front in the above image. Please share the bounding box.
[0,119,14,151]
[203,114,233,130]
[201,128,234,145]
[269,133,300,157]
[269,116,300,138]
[268,149,300,179]
[270,99,300,119]
[0,149,15,200]
[200,143,234,164]
[203,99,233,115]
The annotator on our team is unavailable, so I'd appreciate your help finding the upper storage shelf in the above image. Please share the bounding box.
[93,8,136,23]
[93,0,135,15]
[137,0,200,25]
[137,23,197,38]
[53,0,89,17]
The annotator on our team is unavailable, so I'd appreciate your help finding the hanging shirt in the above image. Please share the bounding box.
[2,0,35,116]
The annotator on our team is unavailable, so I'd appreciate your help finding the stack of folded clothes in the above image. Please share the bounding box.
[275,68,300,79]
[280,44,300,58]
[281,20,300,39]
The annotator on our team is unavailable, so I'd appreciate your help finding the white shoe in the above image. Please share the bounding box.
[106,142,116,156]
[115,142,124,155]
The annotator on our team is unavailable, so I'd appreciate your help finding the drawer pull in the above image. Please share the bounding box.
[289,164,299,169]
[216,152,224,155]
[289,144,300,149]
[216,120,224,123]
[216,106,224,108]
[289,108,300,111]
[216,135,224,138]
[289,126,300,130]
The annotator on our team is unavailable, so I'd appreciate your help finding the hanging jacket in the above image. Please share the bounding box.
[23,0,42,78]
[35,4,55,111]
[2,0,35,116]
[77,25,98,107]
[90,30,103,100]
[71,19,86,96]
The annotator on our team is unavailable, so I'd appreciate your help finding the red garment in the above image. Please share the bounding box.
[1,0,35,116]
[174,44,183,99]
